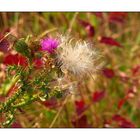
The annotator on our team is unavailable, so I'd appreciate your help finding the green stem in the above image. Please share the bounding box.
[0,88,23,113]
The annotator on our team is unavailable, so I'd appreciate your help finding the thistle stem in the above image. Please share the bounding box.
[12,94,38,108]
[0,88,22,113]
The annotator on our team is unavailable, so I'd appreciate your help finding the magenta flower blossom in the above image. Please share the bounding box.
[40,38,59,53]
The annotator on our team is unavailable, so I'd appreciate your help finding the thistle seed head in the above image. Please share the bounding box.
[56,37,103,77]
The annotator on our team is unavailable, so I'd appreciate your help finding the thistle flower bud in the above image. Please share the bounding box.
[14,39,31,59]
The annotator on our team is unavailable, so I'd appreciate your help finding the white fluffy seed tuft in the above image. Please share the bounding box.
[56,37,103,77]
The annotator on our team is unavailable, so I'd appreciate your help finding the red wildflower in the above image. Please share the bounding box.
[132,65,140,76]
[72,115,90,128]
[75,99,87,115]
[118,98,127,109]
[118,87,136,109]
[112,114,136,128]
[108,12,127,24]
[99,36,123,48]
[102,68,115,78]
[3,54,28,67]
[92,91,105,102]
[78,19,95,37]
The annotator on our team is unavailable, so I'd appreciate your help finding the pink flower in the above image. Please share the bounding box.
[40,38,59,53]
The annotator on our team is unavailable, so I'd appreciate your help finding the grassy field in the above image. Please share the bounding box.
[0,12,140,128]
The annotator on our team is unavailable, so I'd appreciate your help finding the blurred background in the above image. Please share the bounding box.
[0,12,140,128]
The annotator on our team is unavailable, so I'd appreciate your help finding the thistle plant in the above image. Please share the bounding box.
[0,34,103,127]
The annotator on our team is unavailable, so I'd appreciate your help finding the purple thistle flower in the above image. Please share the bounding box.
[40,38,59,54]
